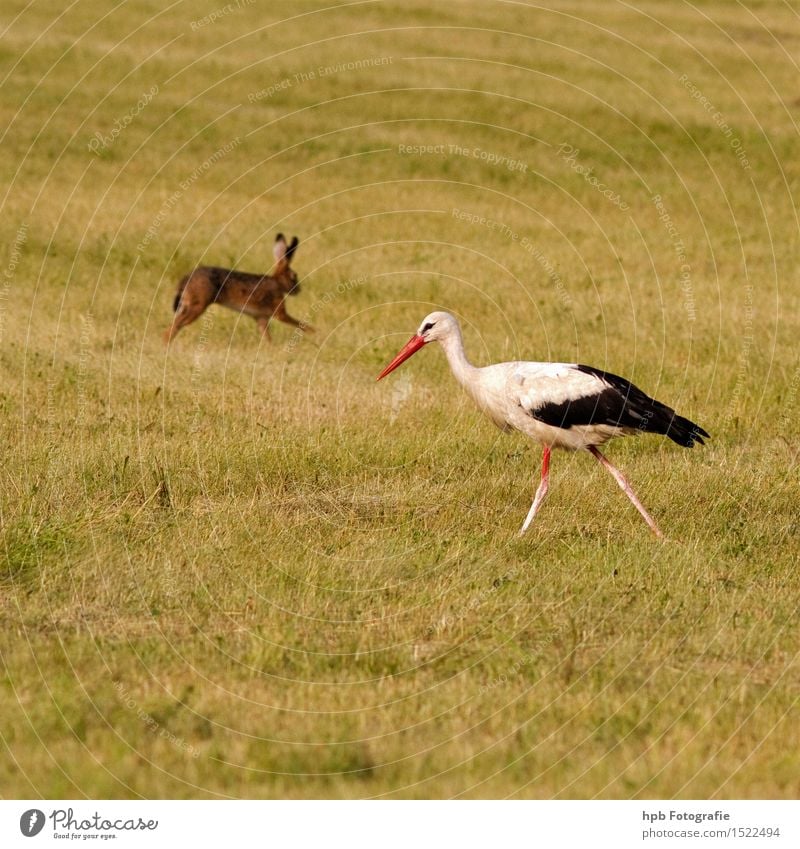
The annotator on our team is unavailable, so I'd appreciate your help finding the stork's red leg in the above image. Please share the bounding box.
[587,446,664,538]
[519,445,551,536]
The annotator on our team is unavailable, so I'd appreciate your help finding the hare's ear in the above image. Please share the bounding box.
[273,233,287,262]
[285,236,299,263]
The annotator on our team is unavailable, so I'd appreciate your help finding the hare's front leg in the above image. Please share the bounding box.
[275,302,314,333]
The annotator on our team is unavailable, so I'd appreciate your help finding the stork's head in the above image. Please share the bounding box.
[377,311,458,380]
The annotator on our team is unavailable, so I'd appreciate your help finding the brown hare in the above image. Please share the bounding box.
[164,234,312,344]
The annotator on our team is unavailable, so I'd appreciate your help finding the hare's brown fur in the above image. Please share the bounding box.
[164,234,312,344]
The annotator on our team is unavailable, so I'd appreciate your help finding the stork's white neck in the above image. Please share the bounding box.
[438,324,478,389]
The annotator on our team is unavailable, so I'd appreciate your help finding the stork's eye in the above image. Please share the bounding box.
[421,321,435,333]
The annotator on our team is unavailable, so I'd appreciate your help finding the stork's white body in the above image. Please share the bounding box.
[378,311,709,538]
[442,351,631,450]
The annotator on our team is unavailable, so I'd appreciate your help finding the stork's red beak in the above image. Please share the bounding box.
[376,334,426,380]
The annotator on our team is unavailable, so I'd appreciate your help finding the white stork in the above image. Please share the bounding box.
[377,311,708,538]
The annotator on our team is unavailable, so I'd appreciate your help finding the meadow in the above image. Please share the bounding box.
[0,0,798,799]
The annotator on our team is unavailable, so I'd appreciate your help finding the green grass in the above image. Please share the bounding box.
[1,0,799,799]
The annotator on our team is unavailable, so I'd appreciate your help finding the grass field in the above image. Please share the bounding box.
[1,0,799,799]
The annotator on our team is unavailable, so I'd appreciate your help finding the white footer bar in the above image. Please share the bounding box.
[2,800,797,848]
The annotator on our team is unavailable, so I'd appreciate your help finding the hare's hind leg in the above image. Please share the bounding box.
[164,275,217,345]
[164,300,208,345]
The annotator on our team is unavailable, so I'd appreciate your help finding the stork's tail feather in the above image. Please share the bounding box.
[662,414,710,448]
[575,365,710,448]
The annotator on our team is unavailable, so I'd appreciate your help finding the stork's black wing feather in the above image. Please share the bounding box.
[528,365,709,447]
